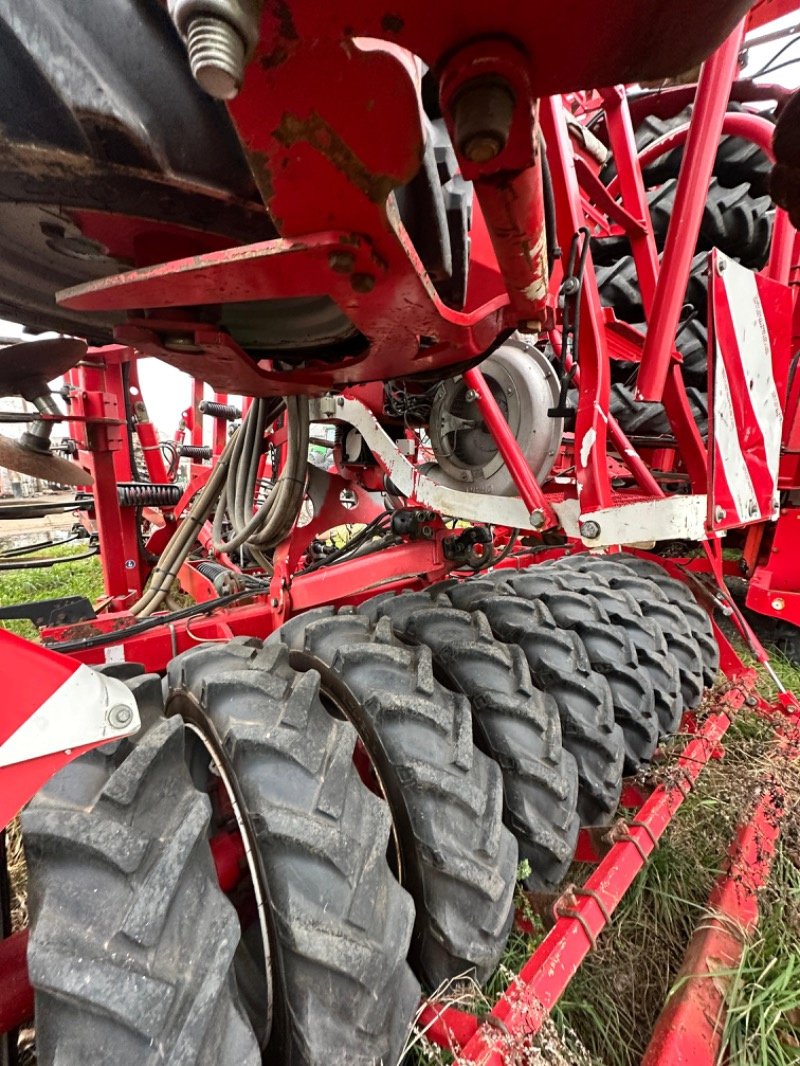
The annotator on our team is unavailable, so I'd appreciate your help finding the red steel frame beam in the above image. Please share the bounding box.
[642,783,788,1064]
[637,23,746,402]
[462,365,556,525]
[539,96,613,515]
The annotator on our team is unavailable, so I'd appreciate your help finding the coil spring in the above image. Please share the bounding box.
[117,482,183,507]
[178,444,213,460]
[195,560,242,594]
[199,400,241,420]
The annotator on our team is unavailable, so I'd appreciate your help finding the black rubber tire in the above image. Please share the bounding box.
[555,557,704,699]
[555,556,706,709]
[444,581,625,826]
[23,714,260,1066]
[608,382,709,439]
[594,178,773,270]
[601,104,772,197]
[490,569,660,773]
[615,554,719,686]
[534,563,684,735]
[597,252,709,326]
[271,607,518,987]
[165,638,419,1066]
[361,590,580,890]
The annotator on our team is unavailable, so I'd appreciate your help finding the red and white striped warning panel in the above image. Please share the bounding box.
[708,251,792,533]
[0,630,140,827]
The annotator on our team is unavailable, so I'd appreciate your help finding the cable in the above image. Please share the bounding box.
[300,513,394,573]
[0,533,80,558]
[752,35,800,78]
[211,396,308,559]
[131,395,309,618]
[0,547,98,571]
[130,429,239,617]
[45,587,264,654]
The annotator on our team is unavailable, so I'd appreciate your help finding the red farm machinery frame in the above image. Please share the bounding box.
[2,1,800,1063]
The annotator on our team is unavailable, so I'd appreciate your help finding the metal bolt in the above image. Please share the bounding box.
[452,79,515,164]
[714,505,727,522]
[464,388,478,402]
[328,250,356,274]
[748,500,759,517]
[185,16,247,100]
[718,258,727,273]
[351,272,375,293]
[580,520,601,540]
[529,509,545,529]
[107,704,133,729]
[745,695,758,707]
[772,597,785,611]
[336,396,345,407]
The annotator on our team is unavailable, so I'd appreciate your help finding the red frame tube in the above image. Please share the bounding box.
[0,929,32,1035]
[642,784,788,1064]
[637,23,747,402]
[462,366,555,524]
[539,96,613,514]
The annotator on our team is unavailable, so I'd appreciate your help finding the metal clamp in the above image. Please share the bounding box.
[552,884,597,949]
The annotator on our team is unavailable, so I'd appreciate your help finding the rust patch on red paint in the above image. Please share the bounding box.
[274,111,397,204]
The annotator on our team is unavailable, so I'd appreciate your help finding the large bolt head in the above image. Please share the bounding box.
[452,79,515,165]
[107,704,134,729]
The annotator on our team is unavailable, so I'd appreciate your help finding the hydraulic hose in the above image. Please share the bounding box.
[130,396,309,618]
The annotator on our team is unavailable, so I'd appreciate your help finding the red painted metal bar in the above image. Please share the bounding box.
[642,784,787,1065]
[456,703,739,1063]
[127,356,170,485]
[637,22,747,402]
[620,110,793,286]
[550,330,664,498]
[68,357,139,603]
[600,86,660,313]
[539,96,613,514]
[191,378,204,447]
[212,391,229,456]
[462,365,556,525]
[0,929,32,1035]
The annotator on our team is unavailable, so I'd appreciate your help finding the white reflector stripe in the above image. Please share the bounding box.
[714,337,758,522]
[722,264,783,491]
[0,664,140,767]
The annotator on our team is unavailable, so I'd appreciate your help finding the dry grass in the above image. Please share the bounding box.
[6,817,28,932]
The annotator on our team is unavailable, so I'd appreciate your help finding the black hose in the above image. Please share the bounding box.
[45,586,265,654]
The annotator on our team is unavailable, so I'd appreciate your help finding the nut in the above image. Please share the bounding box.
[107,704,134,729]
[579,520,601,540]
[351,272,375,294]
[452,78,515,164]
[328,250,356,274]
[529,509,546,529]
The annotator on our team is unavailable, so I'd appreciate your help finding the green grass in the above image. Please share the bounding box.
[0,543,104,639]
[410,689,800,1066]
[723,846,800,1065]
